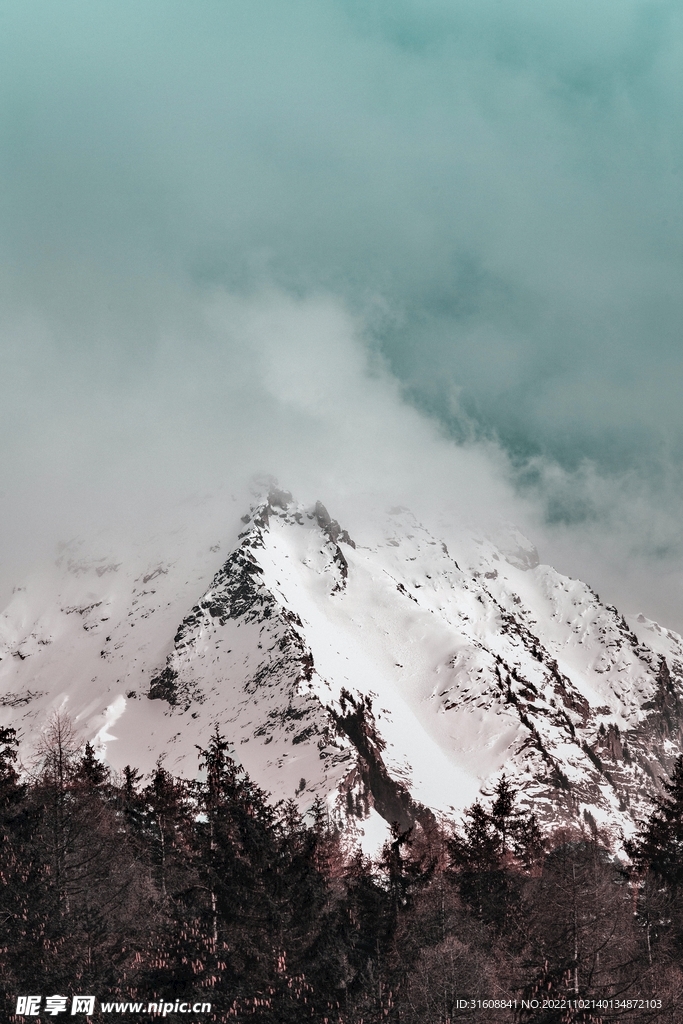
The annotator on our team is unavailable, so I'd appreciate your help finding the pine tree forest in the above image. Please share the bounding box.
[2,717,683,1023]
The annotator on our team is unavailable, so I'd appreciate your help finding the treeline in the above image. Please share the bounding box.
[1,718,683,1023]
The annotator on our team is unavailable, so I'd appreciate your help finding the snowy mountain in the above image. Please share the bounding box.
[2,485,683,849]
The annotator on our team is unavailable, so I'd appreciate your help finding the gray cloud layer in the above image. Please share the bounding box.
[2,1,683,622]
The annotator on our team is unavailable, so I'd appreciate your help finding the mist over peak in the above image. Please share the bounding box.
[1,0,682,626]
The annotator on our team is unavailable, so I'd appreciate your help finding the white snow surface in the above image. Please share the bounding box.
[2,486,683,848]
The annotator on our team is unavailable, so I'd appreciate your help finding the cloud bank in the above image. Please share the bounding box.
[1,1,683,624]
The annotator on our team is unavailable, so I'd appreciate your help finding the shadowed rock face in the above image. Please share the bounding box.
[331,689,435,832]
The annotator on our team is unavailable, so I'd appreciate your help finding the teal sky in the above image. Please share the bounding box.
[2,1,683,620]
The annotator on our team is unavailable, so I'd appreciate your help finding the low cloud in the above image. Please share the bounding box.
[0,285,528,595]
[1,1,683,625]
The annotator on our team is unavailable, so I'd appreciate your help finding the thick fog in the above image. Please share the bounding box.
[2,1,683,625]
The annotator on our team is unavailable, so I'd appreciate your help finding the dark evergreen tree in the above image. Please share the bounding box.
[75,741,109,790]
[0,726,21,806]
[628,754,683,890]
[449,788,519,934]
[115,764,146,846]
[491,774,517,854]
[143,758,191,901]
[0,726,32,1014]
[625,754,683,992]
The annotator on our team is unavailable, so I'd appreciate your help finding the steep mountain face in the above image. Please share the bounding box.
[2,486,683,848]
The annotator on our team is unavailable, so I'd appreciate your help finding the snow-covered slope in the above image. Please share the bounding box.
[2,486,683,845]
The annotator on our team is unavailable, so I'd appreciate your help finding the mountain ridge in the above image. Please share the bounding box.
[2,485,683,850]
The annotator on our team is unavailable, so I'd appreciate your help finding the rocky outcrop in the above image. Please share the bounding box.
[331,689,435,832]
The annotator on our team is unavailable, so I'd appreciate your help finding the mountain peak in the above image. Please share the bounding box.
[2,490,683,851]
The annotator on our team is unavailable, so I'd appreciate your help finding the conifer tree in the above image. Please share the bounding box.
[626,754,683,978]
[75,741,109,790]
[0,726,31,1008]
[0,726,21,806]
[116,764,146,843]
[448,779,543,936]
[628,754,683,890]
[491,774,517,855]
[143,758,189,901]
